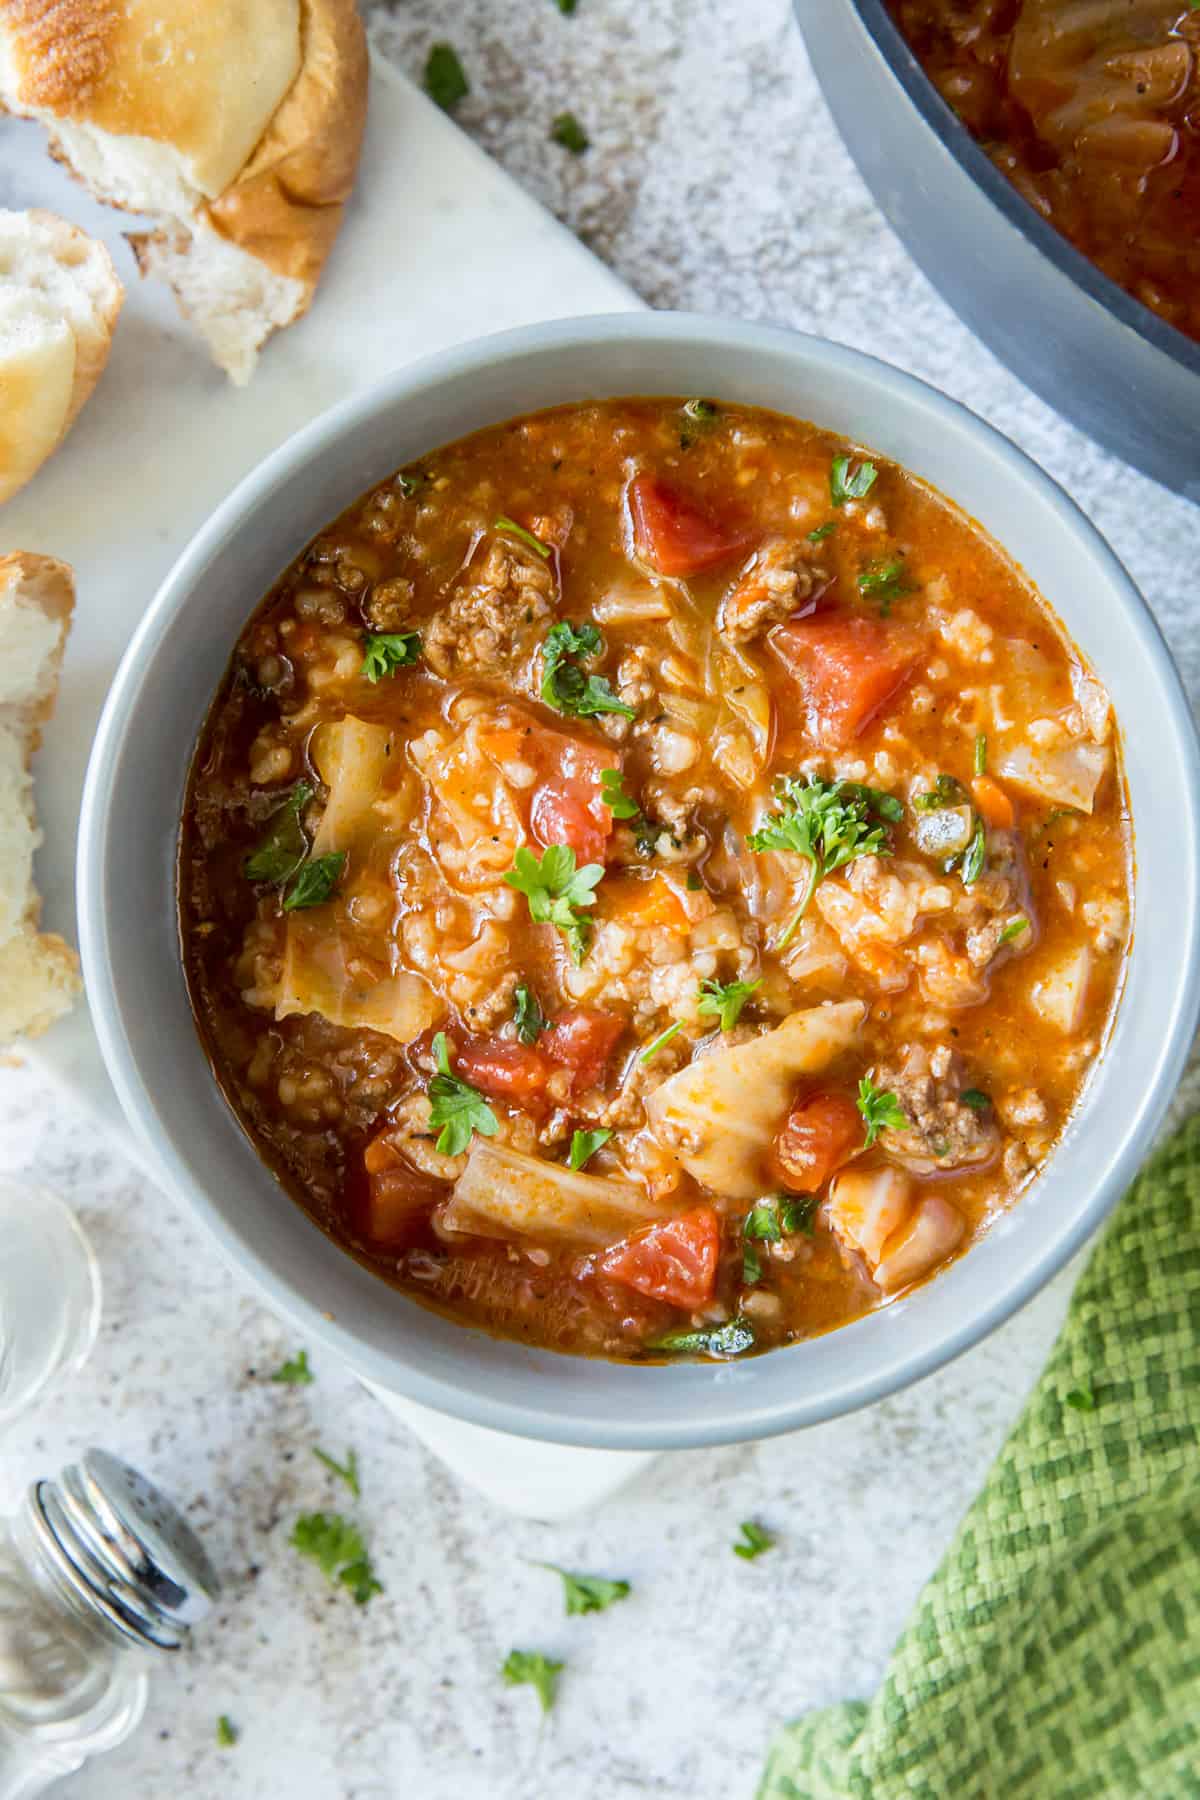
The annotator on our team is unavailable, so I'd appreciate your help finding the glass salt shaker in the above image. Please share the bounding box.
[0,1182,101,1430]
[0,1449,219,1797]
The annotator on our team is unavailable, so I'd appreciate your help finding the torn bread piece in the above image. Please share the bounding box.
[0,0,367,384]
[0,553,81,1041]
[0,209,123,506]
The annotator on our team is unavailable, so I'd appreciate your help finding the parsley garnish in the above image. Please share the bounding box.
[361,631,420,681]
[513,983,546,1044]
[733,1521,775,1560]
[830,454,878,507]
[961,818,987,887]
[697,976,761,1032]
[217,1715,238,1748]
[857,558,912,609]
[1065,1387,1096,1412]
[555,0,578,12]
[551,111,590,153]
[428,1033,499,1156]
[312,1446,360,1497]
[961,1089,991,1112]
[974,733,988,777]
[683,397,719,422]
[808,521,837,543]
[743,1240,763,1284]
[650,1317,755,1357]
[782,1195,819,1235]
[502,1650,563,1712]
[745,1194,817,1240]
[600,767,640,819]
[538,1564,630,1615]
[495,515,551,559]
[999,916,1029,945]
[569,1127,612,1170]
[424,42,468,111]
[914,773,968,811]
[639,1019,685,1063]
[747,775,900,948]
[540,620,635,719]
[504,843,604,963]
[857,1077,908,1148]
[270,1349,313,1385]
[290,1513,382,1606]
[282,851,346,912]
[396,469,425,499]
[745,1199,783,1242]
[244,782,312,886]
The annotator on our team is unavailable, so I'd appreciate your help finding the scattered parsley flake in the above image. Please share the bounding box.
[312,1447,360,1497]
[541,620,634,719]
[733,1520,776,1560]
[808,521,837,543]
[914,773,968,812]
[424,42,469,111]
[361,631,421,682]
[743,1240,763,1285]
[504,843,605,963]
[857,558,912,608]
[697,976,761,1032]
[537,1564,630,1615]
[282,851,346,912]
[427,1033,499,1156]
[290,1512,382,1606]
[244,782,312,886]
[857,1077,909,1149]
[600,768,641,819]
[551,111,589,153]
[217,1715,238,1748]
[974,733,988,777]
[960,1089,991,1112]
[639,1019,685,1064]
[961,818,987,887]
[270,1349,313,1385]
[513,983,546,1044]
[502,1649,563,1712]
[781,1195,819,1235]
[495,514,552,559]
[569,1127,612,1170]
[830,454,878,507]
[999,916,1030,945]
[650,1317,755,1358]
[747,775,900,948]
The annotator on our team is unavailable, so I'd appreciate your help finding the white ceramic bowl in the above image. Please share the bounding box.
[78,314,1200,1448]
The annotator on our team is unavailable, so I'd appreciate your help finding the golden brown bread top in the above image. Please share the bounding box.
[0,0,303,197]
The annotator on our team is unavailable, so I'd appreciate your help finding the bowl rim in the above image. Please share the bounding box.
[847,0,1200,382]
[77,310,1200,1446]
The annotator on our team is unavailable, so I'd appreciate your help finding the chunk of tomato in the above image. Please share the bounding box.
[628,474,755,578]
[598,1205,720,1308]
[360,1130,446,1245]
[541,1006,624,1092]
[453,1038,555,1111]
[527,729,615,865]
[771,1091,863,1193]
[772,613,922,747]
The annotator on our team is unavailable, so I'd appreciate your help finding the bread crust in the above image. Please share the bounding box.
[0,550,74,745]
[26,209,122,432]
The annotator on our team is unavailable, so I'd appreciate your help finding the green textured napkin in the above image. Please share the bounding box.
[760,1114,1200,1800]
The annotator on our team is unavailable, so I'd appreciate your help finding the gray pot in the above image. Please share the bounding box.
[77,313,1200,1447]
[797,0,1200,499]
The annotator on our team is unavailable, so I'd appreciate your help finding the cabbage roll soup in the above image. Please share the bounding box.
[180,398,1132,1362]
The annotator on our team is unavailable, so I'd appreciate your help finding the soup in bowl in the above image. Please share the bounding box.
[78,316,1200,1445]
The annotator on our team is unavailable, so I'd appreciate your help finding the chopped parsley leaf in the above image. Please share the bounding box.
[427,1033,499,1156]
[782,1195,819,1235]
[312,1446,360,1497]
[650,1317,755,1357]
[270,1348,313,1385]
[495,514,551,559]
[748,775,900,948]
[974,733,988,777]
[999,916,1030,945]
[555,0,578,12]
[537,1563,630,1615]
[290,1512,382,1606]
[639,1019,685,1064]
[683,397,719,423]
[513,983,546,1044]
[502,1650,563,1712]
[914,773,968,812]
[541,620,634,719]
[857,558,912,609]
[424,42,469,111]
[504,843,604,963]
[600,767,641,819]
[961,818,987,887]
[857,1077,908,1148]
[830,453,878,507]
[244,782,312,886]
[960,1089,991,1112]
[745,1199,783,1242]
[697,976,761,1031]
[217,1715,238,1748]
[733,1520,776,1560]
[743,1241,763,1284]
[551,111,590,154]
[808,521,837,543]
[282,851,346,912]
[361,631,421,682]
[396,469,425,499]
[568,1127,612,1170]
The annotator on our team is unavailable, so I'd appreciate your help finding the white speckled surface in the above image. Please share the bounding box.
[3,3,1199,1795]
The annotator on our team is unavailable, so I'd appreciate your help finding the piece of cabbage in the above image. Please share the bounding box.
[441,1142,666,1248]
[644,1000,865,1200]
[995,742,1109,813]
[410,714,524,885]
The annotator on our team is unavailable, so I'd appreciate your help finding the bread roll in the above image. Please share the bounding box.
[0,0,368,384]
[0,208,123,507]
[0,552,81,1042]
